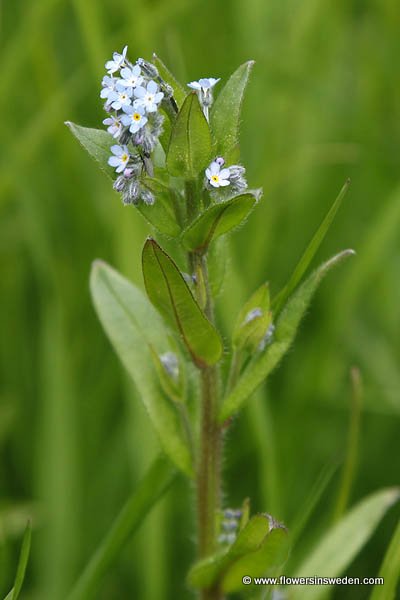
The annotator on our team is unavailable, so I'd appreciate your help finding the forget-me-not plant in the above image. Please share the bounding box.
[67,48,356,600]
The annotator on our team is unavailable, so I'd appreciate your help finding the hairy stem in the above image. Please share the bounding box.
[192,252,223,600]
[185,180,223,599]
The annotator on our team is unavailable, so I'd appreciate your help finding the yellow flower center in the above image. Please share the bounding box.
[211,175,219,183]
[133,113,141,121]
[121,154,128,162]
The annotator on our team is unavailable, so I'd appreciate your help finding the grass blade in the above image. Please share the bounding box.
[67,456,176,600]
[291,487,400,600]
[333,367,363,521]
[3,521,32,600]
[273,179,351,315]
[370,519,400,600]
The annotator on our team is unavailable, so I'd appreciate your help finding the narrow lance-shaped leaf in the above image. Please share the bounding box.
[211,61,254,157]
[291,487,400,600]
[65,121,114,178]
[152,53,187,108]
[68,456,176,600]
[273,179,351,315]
[181,191,260,253]
[90,260,193,476]
[4,521,32,600]
[166,93,212,178]
[142,239,223,367]
[219,249,355,423]
[370,519,400,600]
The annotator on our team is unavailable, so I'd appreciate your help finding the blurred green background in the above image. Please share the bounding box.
[1,0,399,598]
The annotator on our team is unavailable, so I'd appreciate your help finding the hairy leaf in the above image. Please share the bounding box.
[90,261,193,476]
[211,61,254,157]
[222,527,289,592]
[166,93,212,178]
[181,191,260,252]
[152,53,186,108]
[137,178,181,237]
[65,121,114,178]
[188,515,288,592]
[219,250,355,422]
[142,239,222,367]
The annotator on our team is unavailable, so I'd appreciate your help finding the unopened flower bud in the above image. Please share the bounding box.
[160,352,179,381]
[137,57,159,79]
[123,167,134,179]
[215,156,225,166]
[113,176,126,192]
[141,188,155,206]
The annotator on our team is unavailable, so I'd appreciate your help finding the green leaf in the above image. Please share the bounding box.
[232,281,272,354]
[291,488,400,600]
[222,526,289,593]
[181,191,260,253]
[166,93,212,178]
[211,61,254,157]
[90,260,193,476]
[152,53,187,108]
[370,519,400,600]
[290,461,339,547]
[137,178,181,238]
[142,239,222,367]
[188,515,289,593]
[219,249,355,423]
[65,121,114,178]
[68,456,175,600]
[4,521,32,600]
[273,179,351,315]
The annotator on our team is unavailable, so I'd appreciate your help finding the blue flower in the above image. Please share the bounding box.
[120,65,143,89]
[187,77,220,92]
[100,76,119,105]
[108,83,133,110]
[105,46,128,74]
[187,77,220,120]
[121,105,148,133]
[205,161,231,188]
[134,80,164,113]
[103,115,123,138]
[108,145,130,173]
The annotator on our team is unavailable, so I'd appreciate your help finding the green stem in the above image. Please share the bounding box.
[191,255,223,599]
[185,181,223,599]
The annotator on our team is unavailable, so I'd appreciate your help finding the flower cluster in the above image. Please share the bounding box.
[101,47,168,205]
[205,157,248,195]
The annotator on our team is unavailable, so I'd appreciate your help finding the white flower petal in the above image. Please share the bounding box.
[209,162,220,175]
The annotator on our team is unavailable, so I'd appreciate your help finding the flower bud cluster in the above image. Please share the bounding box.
[218,508,242,546]
[101,47,168,205]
